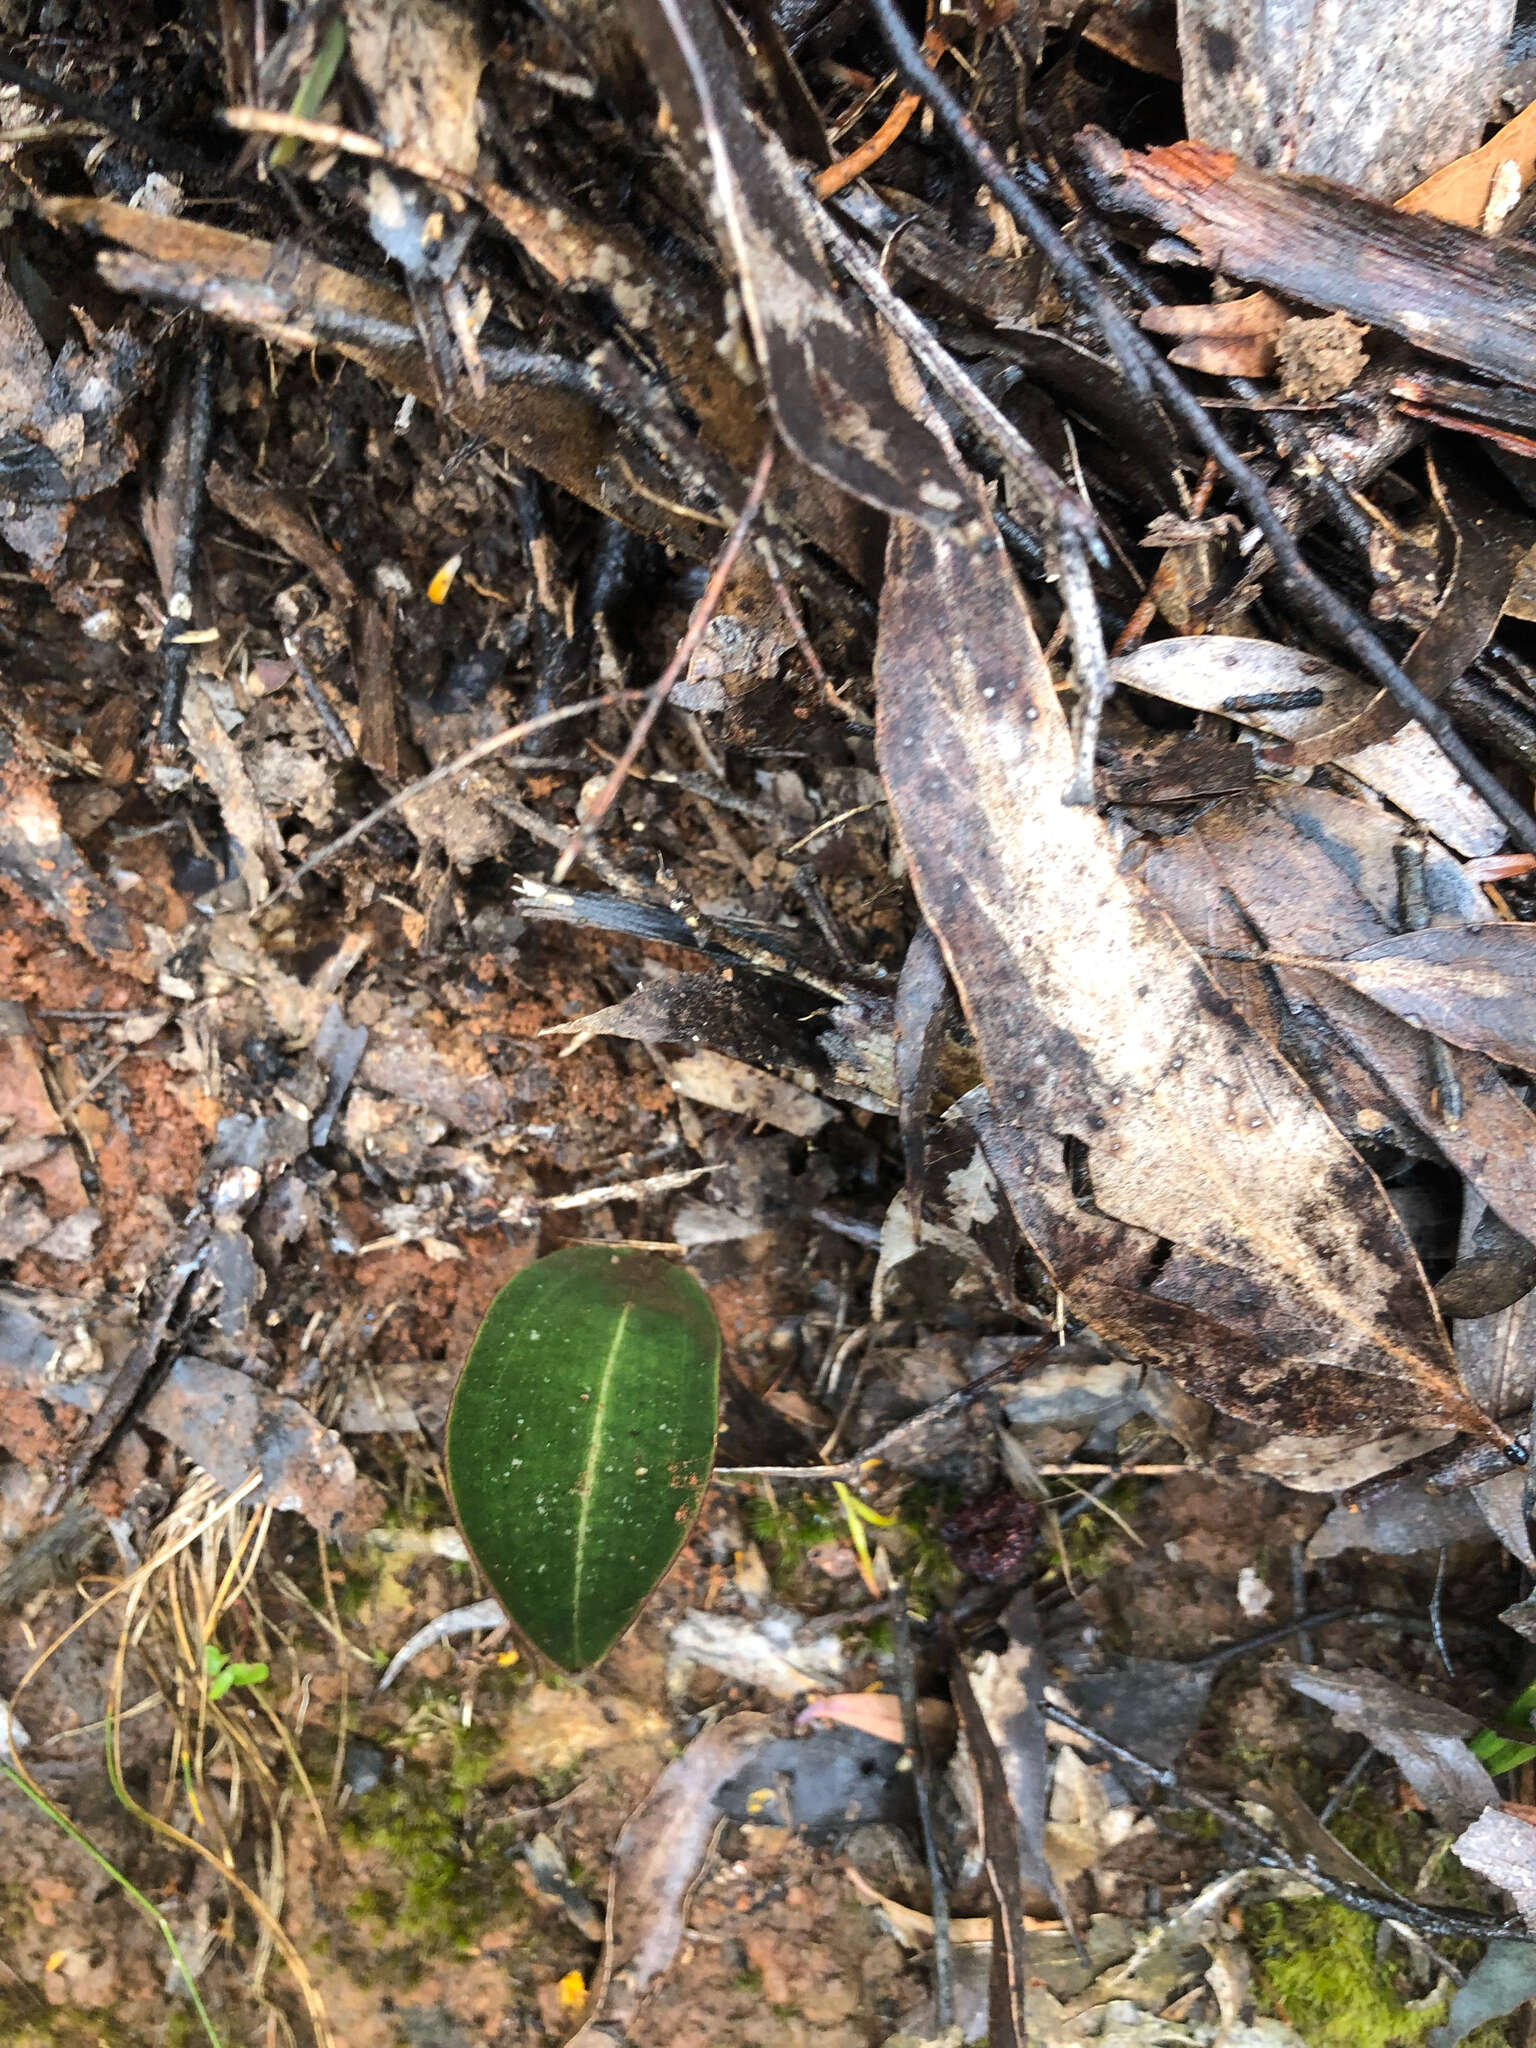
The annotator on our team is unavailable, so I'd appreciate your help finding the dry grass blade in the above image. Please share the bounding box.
[7,1472,335,2048]
[0,1760,227,2048]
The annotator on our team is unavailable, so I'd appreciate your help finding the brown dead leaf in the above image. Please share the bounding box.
[630,0,965,528]
[797,1692,955,1748]
[1109,635,1504,856]
[1141,785,1536,1246]
[1399,94,1536,229]
[1140,290,1288,378]
[1271,462,1533,764]
[875,467,1495,1450]
[569,1713,774,2048]
[1287,924,1536,1075]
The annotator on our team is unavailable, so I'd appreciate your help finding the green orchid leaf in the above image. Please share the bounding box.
[445,1246,721,1670]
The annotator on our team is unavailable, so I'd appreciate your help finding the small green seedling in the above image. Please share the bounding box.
[445,1246,721,1670]
[270,15,348,169]
[1470,1676,1536,1775]
[203,1643,269,1701]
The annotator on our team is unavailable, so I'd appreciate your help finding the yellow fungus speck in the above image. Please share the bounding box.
[427,552,463,604]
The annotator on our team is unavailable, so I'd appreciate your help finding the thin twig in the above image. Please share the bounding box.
[891,1584,954,2031]
[1319,1742,1379,1826]
[262,691,640,908]
[866,0,1536,856]
[54,1047,133,1117]
[716,1339,1050,1482]
[1431,1547,1455,1677]
[157,335,219,747]
[814,91,921,199]
[41,1217,211,1516]
[1044,1701,1523,1944]
[819,208,1095,553]
[1291,1541,1314,1667]
[551,440,776,884]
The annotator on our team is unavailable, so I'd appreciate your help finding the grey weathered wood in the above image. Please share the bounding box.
[1178,0,1515,194]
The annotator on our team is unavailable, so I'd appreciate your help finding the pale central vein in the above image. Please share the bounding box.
[570,1301,629,1655]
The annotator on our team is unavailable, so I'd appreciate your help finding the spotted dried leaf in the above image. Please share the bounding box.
[631,0,964,526]
[875,467,1496,1452]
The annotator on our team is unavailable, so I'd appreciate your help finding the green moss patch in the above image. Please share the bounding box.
[1245,1894,1448,2048]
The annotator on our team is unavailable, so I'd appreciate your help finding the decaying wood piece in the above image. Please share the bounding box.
[1177,0,1514,197]
[42,196,876,593]
[44,196,712,556]
[876,466,1502,1453]
[1076,130,1536,396]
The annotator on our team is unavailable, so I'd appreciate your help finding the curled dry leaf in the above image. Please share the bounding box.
[1279,1663,1497,1830]
[1270,462,1533,765]
[1110,635,1504,857]
[568,1713,774,2047]
[1398,92,1536,228]
[875,468,1496,1453]
[1140,290,1289,379]
[1451,1805,1536,1935]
